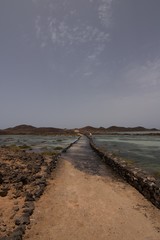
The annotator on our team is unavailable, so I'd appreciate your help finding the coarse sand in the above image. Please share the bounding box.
[24,137,160,240]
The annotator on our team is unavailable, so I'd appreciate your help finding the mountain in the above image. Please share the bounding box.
[6,124,36,131]
[79,126,99,133]
[0,124,74,135]
[106,126,148,132]
[0,124,159,135]
[78,125,159,134]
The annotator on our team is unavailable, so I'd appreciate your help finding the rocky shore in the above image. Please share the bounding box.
[89,137,160,209]
[0,124,159,136]
[23,135,160,240]
[0,146,60,240]
[0,135,160,239]
[0,136,80,240]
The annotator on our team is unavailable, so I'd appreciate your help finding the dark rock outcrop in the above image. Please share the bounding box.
[0,136,80,240]
[0,124,75,135]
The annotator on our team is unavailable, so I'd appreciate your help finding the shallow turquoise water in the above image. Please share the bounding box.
[0,135,77,152]
[93,134,160,176]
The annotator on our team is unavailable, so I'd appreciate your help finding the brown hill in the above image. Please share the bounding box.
[0,124,158,135]
[0,125,74,135]
[78,125,159,134]
[6,124,36,131]
[106,126,148,132]
[79,126,99,133]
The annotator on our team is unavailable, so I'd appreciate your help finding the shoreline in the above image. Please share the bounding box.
[0,138,79,240]
[89,136,160,209]
[24,137,160,240]
[0,147,59,240]
[0,135,160,239]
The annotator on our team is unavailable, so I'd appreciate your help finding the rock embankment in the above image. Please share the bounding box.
[0,147,59,240]
[89,138,160,209]
[24,135,160,240]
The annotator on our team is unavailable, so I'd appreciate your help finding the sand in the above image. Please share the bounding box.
[24,137,160,240]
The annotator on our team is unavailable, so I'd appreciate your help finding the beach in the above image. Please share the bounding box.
[24,136,160,240]
[0,136,160,240]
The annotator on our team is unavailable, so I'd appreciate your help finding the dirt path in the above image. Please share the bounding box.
[24,136,160,240]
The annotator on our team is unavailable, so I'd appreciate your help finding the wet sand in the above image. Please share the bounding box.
[24,136,160,240]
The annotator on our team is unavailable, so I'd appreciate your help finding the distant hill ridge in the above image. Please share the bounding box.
[0,124,159,135]
[79,125,158,133]
[6,124,36,131]
[0,124,73,135]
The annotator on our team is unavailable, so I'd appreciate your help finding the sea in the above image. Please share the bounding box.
[0,135,77,153]
[93,132,160,178]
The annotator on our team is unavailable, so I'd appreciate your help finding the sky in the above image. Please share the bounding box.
[0,0,160,129]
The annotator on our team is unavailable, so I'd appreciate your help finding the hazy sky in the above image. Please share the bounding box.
[0,0,160,129]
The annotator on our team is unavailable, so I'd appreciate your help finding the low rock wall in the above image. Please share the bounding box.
[89,138,160,209]
[62,136,81,153]
[0,136,81,240]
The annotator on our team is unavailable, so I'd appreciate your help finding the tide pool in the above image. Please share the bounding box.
[93,134,160,177]
[0,135,78,153]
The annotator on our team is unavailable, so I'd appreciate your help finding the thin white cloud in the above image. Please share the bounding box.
[33,0,114,78]
[124,58,160,91]
[87,44,105,63]
[48,19,109,46]
[35,16,41,38]
[98,0,114,27]
[34,0,113,48]
[35,15,48,48]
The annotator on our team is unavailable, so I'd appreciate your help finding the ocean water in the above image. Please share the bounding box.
[0,135,77,152]
[93,134,160,177]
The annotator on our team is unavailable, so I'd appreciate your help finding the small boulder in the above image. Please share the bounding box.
[0,172,3,184]
[0,188,8,197]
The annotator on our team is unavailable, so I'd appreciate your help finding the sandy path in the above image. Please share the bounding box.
[24,136,160,240]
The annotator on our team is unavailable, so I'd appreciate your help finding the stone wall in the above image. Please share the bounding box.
[89,138,160,209]
[62,136,81,153]
[0,136,81,240]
